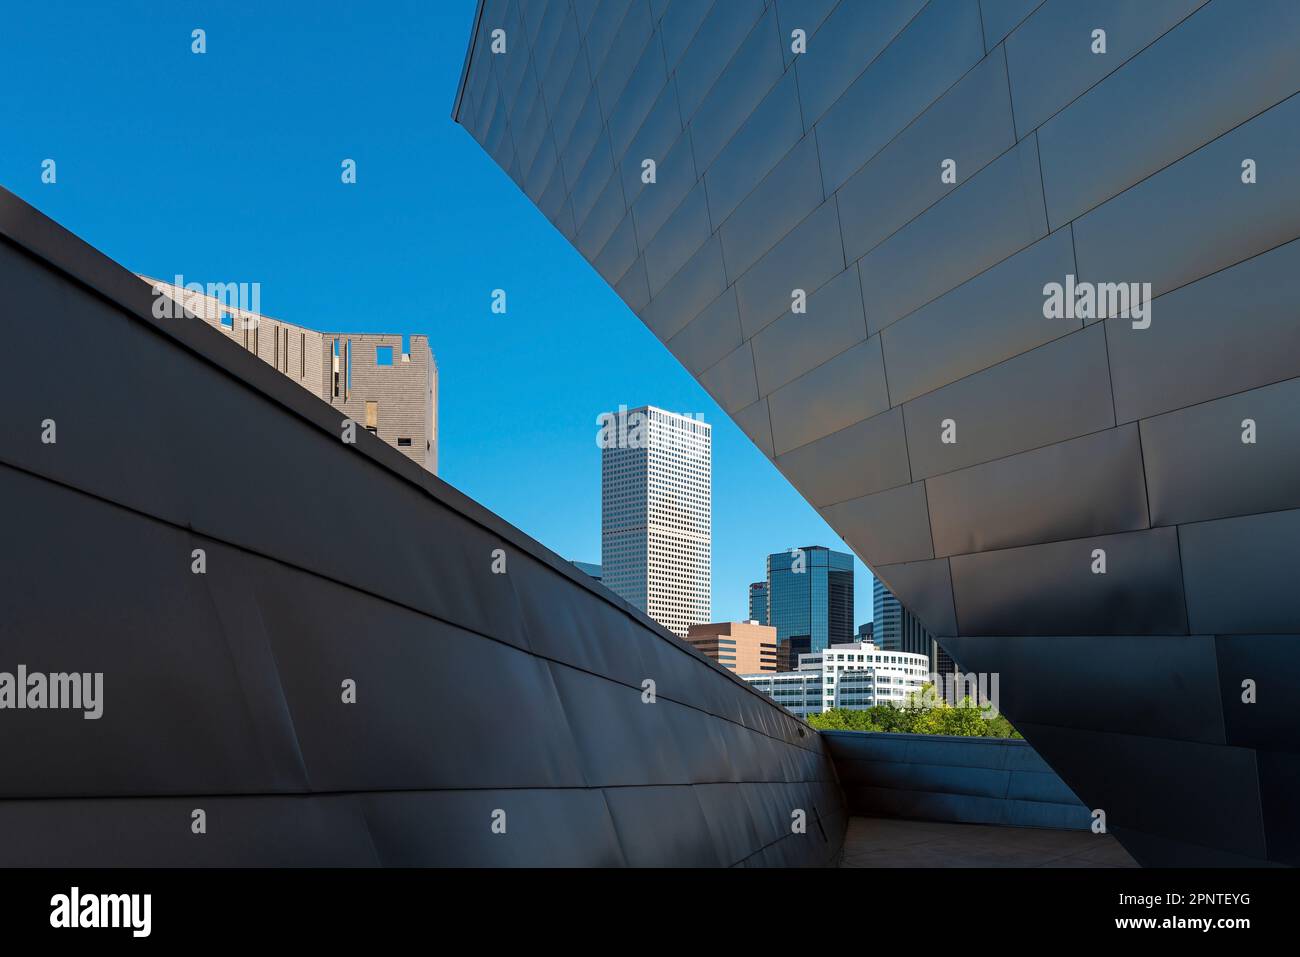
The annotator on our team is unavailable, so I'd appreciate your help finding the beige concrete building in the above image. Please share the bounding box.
[686,621,780,674]
[143,276,437,473]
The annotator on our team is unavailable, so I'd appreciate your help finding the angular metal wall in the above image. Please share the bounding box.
[454,0,1300,865]
[0,185,845,867]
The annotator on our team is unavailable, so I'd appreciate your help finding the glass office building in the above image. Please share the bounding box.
[748,581,768,625]
[766,546,853,659]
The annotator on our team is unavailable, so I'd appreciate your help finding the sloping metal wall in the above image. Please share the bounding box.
[0,185,845,867]
[824,731,1089,830]
[454,0,1300,865]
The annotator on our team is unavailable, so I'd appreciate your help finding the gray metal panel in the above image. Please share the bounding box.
[583,0,634,79]
[978,0,1043,50]
[1141,377,1300,527]
[643,180,711,296]
[858,134,1048,332]
[872,558,959,637]
[879,227,1078,401]
[773,0,840,69]
[1257,751,1300,865]
[1038,0,1300,228]
[575,163,627,260]
[735,198,844,339]
[666,286,742,376]
[752,264,867,395]
[837,47,1016,264]
[630,130,698,253]
[570,130,615,230]
[659,0,720,75]
[774,407,910,508]
[639,232,727,341]
[705,71,804,227]
[732,397,775,457]
[719,133,824,284]
[607,29,669,159]
[699,340,759,413]
[593,208,639,285]
[595,0,653,118]
[687,5,783,175]
[1005,0,1208,139]
[902,324,1114,480]
[672,0,766,123]
[1017,722,1266,860]
[950,528,1187,636]
[926,425,1149,557]
[766,336,890,455]
[1107,239,1300,423]
[793,0,927,128]
[943,635,1226,744]
[1072,93,1300,305]
[820,481,934,567]
[1180,509,1300,636]
[1215,636,1300,753]
[619,80,682,209]
[813,0,983,194]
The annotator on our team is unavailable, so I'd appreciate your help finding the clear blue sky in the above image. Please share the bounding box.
[0,0,876,625]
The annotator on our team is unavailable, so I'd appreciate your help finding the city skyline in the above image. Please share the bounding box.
[0,0,878,629]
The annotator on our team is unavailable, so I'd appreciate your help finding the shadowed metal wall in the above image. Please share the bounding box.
[454,0,1300,865]
[0,185,845,867]
[823,731,1089,830]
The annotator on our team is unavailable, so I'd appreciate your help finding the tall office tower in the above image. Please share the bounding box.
[143,275,438,473]
[601,406,711,638]
[748,581,769,625]
[874,577,942,672]
[766,546,854,661]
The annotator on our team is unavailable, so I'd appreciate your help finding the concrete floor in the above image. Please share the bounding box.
[839,816,1139,868]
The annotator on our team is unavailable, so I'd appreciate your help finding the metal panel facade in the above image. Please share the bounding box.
[0,185,845,867]
[456,0,1300,865]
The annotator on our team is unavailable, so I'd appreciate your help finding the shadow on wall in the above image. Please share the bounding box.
[822,731,1091,830]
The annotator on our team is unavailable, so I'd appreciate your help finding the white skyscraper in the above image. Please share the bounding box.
[600,405,711,638]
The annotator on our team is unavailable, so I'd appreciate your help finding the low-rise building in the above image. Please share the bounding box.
[740,642,929,717]
[686,620,779,674]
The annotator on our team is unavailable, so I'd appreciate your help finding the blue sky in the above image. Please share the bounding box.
[0,0,876,624]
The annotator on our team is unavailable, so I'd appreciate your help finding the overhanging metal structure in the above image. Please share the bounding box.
[0,184,845,866]
[454,0,1300,866]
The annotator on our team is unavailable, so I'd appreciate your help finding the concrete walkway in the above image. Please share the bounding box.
[839,816,1138,868]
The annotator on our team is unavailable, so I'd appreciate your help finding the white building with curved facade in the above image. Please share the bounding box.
[741,641,929,717]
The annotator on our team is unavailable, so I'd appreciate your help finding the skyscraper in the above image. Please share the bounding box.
[874,577,946,673]
[748,581,769,625]
[766,546,853,661]
[600,406,711,638]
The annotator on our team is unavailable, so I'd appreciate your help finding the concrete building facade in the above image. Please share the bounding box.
[600,405,711,637]
[145,276,438,474]
[686,620,779,674]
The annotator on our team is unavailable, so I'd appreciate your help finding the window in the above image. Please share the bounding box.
[397,437,412,447]
[219,310,233,329]
[365,401,378,429]
[376,346,394,366]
